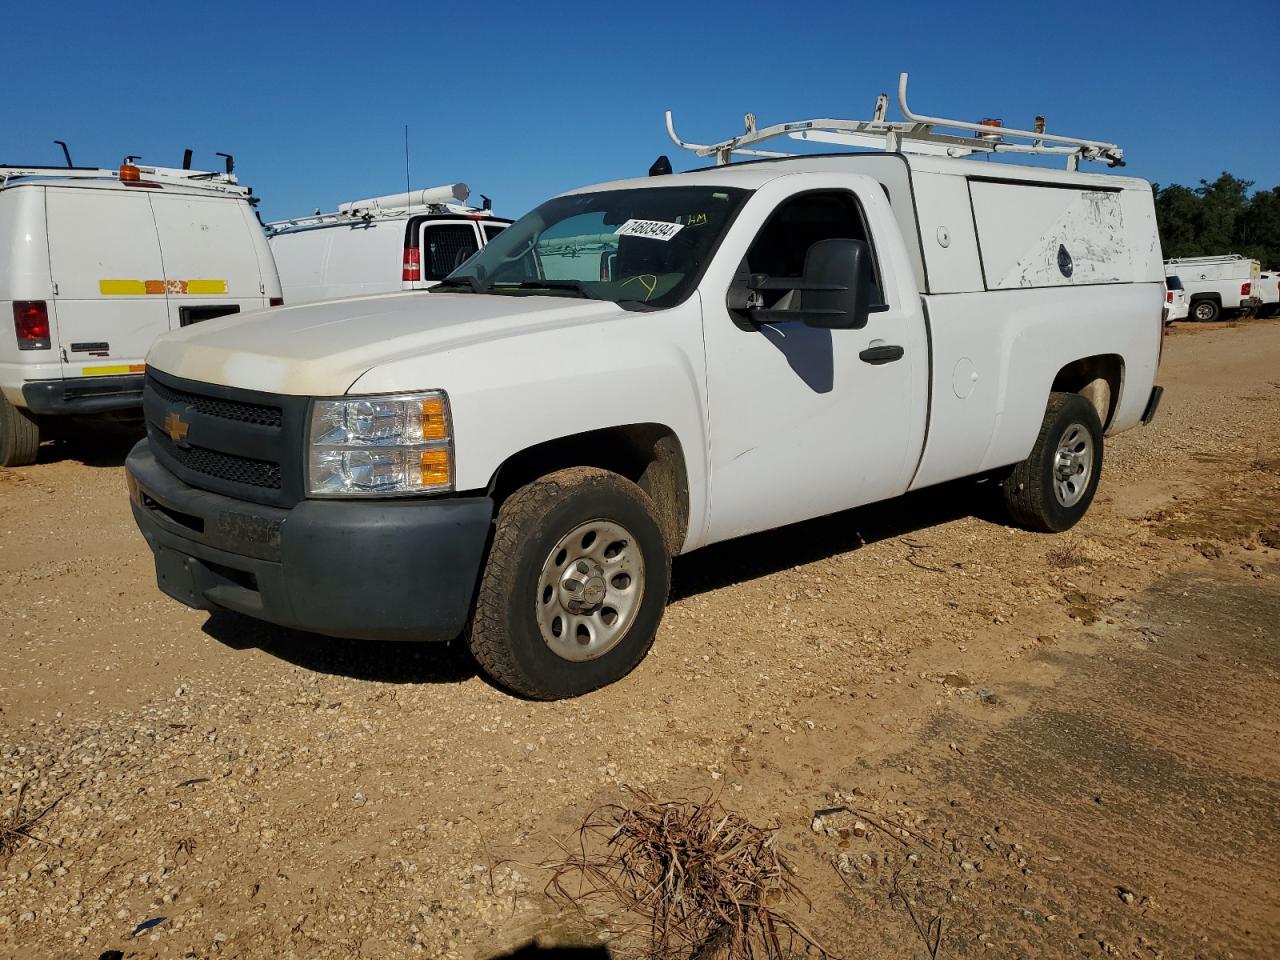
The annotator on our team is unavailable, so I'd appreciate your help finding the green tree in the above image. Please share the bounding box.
[1195,173,1252,253]
[1153,174,1280,268]
[1235,186,1280,268]
[1153,183,1201,259]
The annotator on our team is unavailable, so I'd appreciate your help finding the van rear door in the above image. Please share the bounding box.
[403,219,482,290]
[150,194,268,328]
[46,188,167,381]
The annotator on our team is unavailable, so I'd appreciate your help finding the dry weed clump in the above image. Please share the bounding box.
[1046,540,1089,569]
[545,788,839,960]
[1,783,59,866]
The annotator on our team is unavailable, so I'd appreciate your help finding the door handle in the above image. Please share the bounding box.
[859,344,905,365]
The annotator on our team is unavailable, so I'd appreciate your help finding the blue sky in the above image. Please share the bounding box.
[3,1,1276,222]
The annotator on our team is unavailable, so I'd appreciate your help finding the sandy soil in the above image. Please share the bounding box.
[1,319,1278,959]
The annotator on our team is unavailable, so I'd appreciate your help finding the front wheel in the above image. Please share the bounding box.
[468,467,671,699]
[1003,392,1104,533]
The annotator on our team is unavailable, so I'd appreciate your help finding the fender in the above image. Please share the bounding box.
[347,298,711,553]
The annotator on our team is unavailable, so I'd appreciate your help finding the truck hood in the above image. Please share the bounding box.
[145,292,631,395]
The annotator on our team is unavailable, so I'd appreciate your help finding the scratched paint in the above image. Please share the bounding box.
[998,190,1127,288]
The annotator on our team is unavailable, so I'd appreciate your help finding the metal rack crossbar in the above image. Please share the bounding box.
[665,73,1125,171]
[264,203,483,235]
[0,163,246,194]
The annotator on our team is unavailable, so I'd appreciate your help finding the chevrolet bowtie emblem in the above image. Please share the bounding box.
[164,411,190,444]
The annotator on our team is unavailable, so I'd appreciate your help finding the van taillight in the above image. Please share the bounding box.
[269,297,284,307]
[1165,290,1173,303]
[13,301,51,350]
[403,247,421,282]
[1241,282,1251,296]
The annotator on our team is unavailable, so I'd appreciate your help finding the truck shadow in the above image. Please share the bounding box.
[37,418,143,468]
[670,475,1007,601]
[203,476,1006,685]
[484,944,611,959]
[202,613,480,685]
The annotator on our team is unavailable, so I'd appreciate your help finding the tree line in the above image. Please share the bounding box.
[1154,174,1280,268]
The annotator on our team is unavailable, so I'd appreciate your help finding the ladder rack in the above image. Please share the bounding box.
[264,203,482,234]
[665,73,1125,171]
[0,163,247,194]
[265,184,484,235]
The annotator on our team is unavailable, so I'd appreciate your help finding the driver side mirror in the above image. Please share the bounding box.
[743,238,885,329]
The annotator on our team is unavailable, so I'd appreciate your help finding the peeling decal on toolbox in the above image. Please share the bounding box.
[98,279,228,295]
[614,219,685,241]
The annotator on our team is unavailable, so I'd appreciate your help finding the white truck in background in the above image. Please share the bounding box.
[1163,254,1262,321]
[266,185,510,305]
[1256,270,1279,318]
[126,75,1165,700]
[0,155,281,466]
[1163,274,1189,323]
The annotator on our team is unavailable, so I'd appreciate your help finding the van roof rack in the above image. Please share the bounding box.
[265,184,486,235]
[0,162,247,195]
[1164,253,1251,264]
[665,72,1125,171]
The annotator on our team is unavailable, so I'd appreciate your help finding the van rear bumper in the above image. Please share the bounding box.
[23,375,145,415]
[126,439,493,643]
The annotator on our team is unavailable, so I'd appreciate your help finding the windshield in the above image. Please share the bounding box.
[436,185,750,309]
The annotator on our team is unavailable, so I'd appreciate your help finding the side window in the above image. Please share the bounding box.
[482,223,507,242]
[422,224,479,280]
[739,191,883,310]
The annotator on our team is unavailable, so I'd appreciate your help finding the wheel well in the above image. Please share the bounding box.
[1051,354,1123,430]
[1188,292,1221,304]
[487,425,690,554]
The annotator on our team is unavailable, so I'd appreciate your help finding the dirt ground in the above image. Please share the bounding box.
[1,319,1278,960]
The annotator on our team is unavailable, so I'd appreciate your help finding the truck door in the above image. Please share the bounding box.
[405,220,482,290]
[45,187,168,381]
[698,177,929,544]
[149,194,267,328]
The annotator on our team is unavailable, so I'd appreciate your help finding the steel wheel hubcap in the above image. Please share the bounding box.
[1052,422,1094,508]
[1195,303,1213,320]
[537,519,644,662]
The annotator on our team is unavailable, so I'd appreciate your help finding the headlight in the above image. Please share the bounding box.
[307,391,453,497]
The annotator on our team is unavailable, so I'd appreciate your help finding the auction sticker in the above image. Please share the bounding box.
[615,219,685,241]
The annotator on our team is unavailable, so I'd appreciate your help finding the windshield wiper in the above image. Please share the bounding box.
[431,276,488,294]
[510,280,591,298]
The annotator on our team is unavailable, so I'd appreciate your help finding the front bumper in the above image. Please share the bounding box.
[23,374,145,415]
[126,439,493,642]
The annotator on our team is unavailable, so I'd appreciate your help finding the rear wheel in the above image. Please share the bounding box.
[468,467,670,699]
[0,395,40,467]
[1192,299,1220,322]
[1003,392,1104,533]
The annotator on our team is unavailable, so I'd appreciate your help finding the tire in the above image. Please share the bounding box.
[1003,392,1104,533]
[469,467,671,700]
[0,395,41,467]
[1191,299,1220,323]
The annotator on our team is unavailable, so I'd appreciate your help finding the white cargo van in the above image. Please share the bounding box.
[1163,253,1262,321]
[0,159,282,466]
[127,75,1165,699]
[267,185,510,305]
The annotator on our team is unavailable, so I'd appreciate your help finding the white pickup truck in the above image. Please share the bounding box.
[1163,253,1262,321]
[125,79,1165,699]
